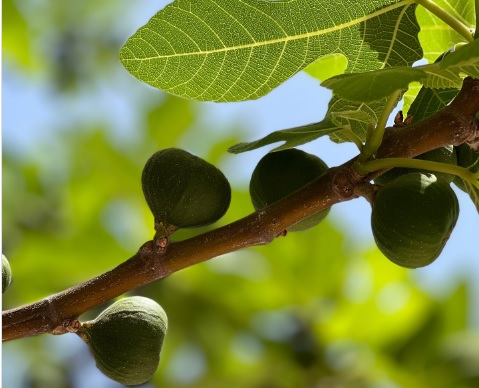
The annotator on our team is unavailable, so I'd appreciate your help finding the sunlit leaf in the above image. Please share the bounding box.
[120,0,421,102]
[304,53,348,82]
[229,97,385,153]
[416,0,475,63]
[2,0,33,68]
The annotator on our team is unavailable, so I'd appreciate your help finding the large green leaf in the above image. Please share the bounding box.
[120,0,421,102]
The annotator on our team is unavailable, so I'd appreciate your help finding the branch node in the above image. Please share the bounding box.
[62,319,82,333]
[332,167,362,200]
[154,236,169,250]
[353,182,378,204]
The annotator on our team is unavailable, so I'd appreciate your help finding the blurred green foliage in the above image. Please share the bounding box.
[2,1,479,387]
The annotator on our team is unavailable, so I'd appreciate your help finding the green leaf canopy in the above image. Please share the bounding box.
[120,0,421,102]
[321,39,479,102]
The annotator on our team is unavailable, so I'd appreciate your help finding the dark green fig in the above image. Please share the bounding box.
[2,254,12,293]
[371,173,459,268]
[78,296,168,386]
[249,148,330,232]
[142,148,231,236]
[453,144,479,192]
[375,146,457,185]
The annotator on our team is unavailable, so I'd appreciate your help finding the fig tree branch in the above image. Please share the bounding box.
[3,77,479,343]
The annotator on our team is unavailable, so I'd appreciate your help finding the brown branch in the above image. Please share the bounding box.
[3,77,479,343]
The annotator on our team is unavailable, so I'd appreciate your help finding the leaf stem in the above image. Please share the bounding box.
[416,0,474,43]
[355,90,402,175]
[342,129,364,151]
[364,157,477,182]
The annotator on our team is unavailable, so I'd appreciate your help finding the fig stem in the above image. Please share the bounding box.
[342,129,363,151]
[364,157,477,183]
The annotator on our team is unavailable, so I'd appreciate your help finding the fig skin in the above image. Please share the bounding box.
[375,146,457,185]
[371,173,459,268]
[78,296,168,386]
[141,148,231,236]
[249,149,330,232]
[2,254,12,293]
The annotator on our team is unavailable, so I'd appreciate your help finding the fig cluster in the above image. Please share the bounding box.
[249,148,330,231]
[78,296,168,386]
[141,148,231,238]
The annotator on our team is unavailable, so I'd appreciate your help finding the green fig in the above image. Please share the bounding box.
[142,148,231,236]
[249,149,330,232]
[375,146,457,185]
[78,296,167,386]
[2,254,12,293]
[371,173,459,268]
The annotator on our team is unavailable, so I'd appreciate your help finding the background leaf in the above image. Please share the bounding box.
[407,87,458,123]
[416,0,475,63]
[120,0,421,102]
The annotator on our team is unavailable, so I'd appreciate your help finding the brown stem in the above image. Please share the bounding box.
[3,78,479,342]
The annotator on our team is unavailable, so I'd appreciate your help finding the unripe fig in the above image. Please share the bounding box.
[2,254,12,293]
[78,296,168,386]
[371,173,459,268]
[142,148,231,236]
[249,149,330,232]
[375,146,457,185]
[453,144,479,192]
